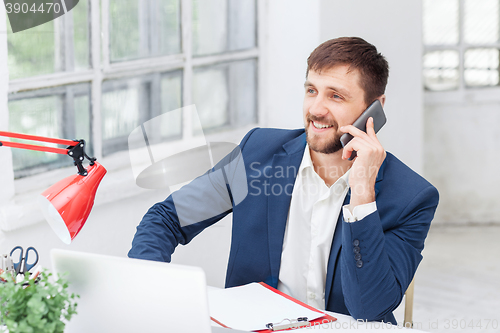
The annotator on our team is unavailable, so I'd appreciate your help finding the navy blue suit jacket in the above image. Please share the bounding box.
[129,128,439,324]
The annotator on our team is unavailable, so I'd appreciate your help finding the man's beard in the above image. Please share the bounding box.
[305,114,343,154]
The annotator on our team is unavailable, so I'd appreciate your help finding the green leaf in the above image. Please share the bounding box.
[0,269,78,332]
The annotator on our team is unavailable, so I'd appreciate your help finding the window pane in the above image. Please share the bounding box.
[193,0,227,56]
[160,72,183,139]
[73,0,90,70]
[193,0,256,56]
[423,0,459,45]
[109,0,181,62]
[464,48,500,86]
[109,0,140,61]
[8,96,62,174]
[102,79,152,155]
[102,72,183,155]
[158,0,182,55]
[63,84,92,146]
[228,59,257,126]
[464,0,499,44]
[228,0,256,51]
[7,20,60,79]
[75,94,91,147]
[193,66,229,129]
[193,59,257,131]
[423,50,460,91]
[7,2,90,79]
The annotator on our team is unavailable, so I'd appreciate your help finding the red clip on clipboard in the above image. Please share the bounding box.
[210,282,336,332]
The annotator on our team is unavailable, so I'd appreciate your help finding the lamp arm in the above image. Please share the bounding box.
[0,131,78,147]
[0,131,97,177]
[0,140,69,155]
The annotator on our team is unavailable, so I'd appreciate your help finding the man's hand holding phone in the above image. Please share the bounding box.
[340,110,387,208]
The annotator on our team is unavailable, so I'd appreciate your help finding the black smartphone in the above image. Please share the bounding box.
[340,99,387,160]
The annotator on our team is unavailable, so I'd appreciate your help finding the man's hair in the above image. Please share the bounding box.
[307,37,389,105]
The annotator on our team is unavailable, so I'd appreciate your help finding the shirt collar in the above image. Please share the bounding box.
[300,144,351,186]
[299,144,314,173]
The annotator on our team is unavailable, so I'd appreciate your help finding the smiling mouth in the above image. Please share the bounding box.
[312,121,334,129]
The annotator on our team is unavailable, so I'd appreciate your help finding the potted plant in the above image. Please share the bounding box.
[0,270,78,333]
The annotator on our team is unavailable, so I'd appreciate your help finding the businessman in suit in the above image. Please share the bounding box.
[128,37,439,324]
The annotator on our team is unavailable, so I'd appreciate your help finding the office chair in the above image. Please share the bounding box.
[403,277,415,328]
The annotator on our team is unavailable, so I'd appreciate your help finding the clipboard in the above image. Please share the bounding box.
[209,282,336,332]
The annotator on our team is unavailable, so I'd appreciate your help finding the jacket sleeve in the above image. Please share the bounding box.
[340,185,439,321]
[128,128,258,262]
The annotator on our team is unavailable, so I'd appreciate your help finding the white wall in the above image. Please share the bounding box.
[319,0,424,173]
[424,90,500,224]
[262,0,321,129]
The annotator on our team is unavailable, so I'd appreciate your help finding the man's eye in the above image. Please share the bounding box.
[332,94,342,99]
[307,88,316,94]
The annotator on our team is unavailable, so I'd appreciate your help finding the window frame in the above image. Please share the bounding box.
[7,0,261,170]
[423,0,500,99]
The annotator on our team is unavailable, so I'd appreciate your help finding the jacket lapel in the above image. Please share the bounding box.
[267,133,306,287]
[324,190,349,304]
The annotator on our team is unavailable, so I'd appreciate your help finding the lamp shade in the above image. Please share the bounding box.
[38,162,107,244]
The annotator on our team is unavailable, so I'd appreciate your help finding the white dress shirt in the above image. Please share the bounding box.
[277,145,376,310]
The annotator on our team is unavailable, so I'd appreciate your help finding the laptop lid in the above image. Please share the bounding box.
[51,249,213,333]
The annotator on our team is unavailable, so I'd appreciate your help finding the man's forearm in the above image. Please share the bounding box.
[349,183,376,208]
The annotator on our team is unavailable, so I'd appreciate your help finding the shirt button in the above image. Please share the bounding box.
[309,293,316,299]
[353,239,360,247]
[353,246,361,254]
[356,260,363,268]
[354,253,362,261]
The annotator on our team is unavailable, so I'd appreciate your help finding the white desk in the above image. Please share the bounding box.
[212,312,429,332]
[208,286,429,333]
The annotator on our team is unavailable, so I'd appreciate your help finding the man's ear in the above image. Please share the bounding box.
[378,95,386,108]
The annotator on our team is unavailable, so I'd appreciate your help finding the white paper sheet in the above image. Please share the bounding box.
[207,283,324,331]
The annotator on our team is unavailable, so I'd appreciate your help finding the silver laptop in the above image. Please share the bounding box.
[51,249,247,333]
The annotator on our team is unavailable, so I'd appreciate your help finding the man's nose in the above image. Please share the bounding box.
[309,95,329,117]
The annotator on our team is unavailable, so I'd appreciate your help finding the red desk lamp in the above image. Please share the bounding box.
[0,131,106,244]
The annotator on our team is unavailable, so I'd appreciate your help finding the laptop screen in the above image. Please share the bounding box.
[51,249,212,333]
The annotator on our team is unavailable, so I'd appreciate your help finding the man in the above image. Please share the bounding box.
[128,37,439,324]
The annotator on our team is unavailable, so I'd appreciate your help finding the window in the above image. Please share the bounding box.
[7,0,258,178]
[423,0,500,91]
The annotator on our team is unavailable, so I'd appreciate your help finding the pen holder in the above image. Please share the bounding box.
[0,254,15,279]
